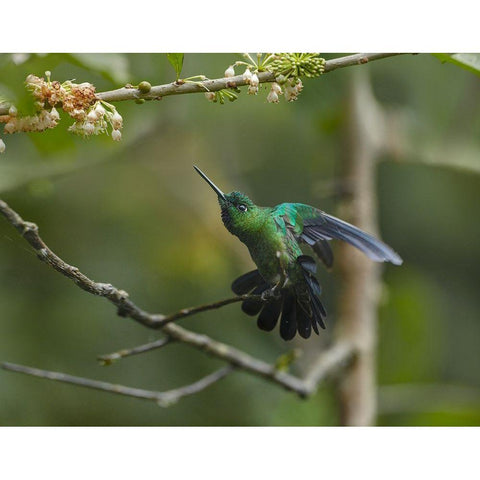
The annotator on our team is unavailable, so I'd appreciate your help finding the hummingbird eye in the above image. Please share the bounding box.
[237,204,248,212]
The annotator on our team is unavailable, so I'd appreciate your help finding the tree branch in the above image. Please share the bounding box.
[0,53,407,115]
[0,198,353,398]
[95,53,406,103]
[1,362,234,407]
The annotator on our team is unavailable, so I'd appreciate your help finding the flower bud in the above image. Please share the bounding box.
[0,138,5,153]
[8,105,18,117]
[138,81,152,93]
[205,92,216,102]
[250,73,259,87]
[224,65,235,78]
[112,129,122,141]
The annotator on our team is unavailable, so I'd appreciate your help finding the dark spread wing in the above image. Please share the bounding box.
[273,203,403,266]
[302,212,403,265]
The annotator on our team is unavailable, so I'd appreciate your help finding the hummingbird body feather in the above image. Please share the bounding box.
[194,166,402,341]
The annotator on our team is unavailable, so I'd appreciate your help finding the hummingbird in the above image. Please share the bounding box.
[194,166,402,341]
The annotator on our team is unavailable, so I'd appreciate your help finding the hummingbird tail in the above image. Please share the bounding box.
[231,256,327,341]
[297,255,327,334]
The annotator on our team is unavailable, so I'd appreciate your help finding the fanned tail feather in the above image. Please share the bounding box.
[231,269,265,295]
[297,255,327,332]
[231,256,327,341]
[280,292,297,341]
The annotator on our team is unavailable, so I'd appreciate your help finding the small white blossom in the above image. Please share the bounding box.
[0,138,5,153]
[50,107,60,121]
[242,68,253,83]
[205,92,216,102]
[267,90,279,103]
[83,122,95,135]
[271,82,282,94]
[224,65,235,78]
[72,109,86,120]
[8,105,17,117]
[95,103,106,117]
[250,73,259,87]
[111,129,122,141]
[284,85,298,102]
[111,111,123,129]
[87,109,98,122]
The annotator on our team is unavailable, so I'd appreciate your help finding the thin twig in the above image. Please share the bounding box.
[98,336,173,364]
[1,362,234,406]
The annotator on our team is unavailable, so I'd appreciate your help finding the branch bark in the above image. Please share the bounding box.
[1,362,234,407]
[0,53,407,115]
[96,53,406,103]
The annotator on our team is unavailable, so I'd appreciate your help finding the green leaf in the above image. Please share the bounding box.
[433,53,480,77]
[166,53,184,80]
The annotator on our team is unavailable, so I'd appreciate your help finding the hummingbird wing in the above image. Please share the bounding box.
[274,203,403,266]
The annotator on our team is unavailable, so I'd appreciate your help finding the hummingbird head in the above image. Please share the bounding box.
[194,166,266,240]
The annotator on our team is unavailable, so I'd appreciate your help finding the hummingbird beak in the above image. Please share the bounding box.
[194,166,227,201]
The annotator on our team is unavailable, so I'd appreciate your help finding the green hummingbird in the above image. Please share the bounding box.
[194,166,402,341]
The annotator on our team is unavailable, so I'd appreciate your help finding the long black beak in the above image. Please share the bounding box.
[194,166,227,201]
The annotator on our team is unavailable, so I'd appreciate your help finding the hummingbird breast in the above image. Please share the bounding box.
[243,217,303,286]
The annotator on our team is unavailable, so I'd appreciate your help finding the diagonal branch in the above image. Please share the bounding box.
[0,198,255,329]
[0,198,353,397]
[1,361,234,407]
[95,53,407,103]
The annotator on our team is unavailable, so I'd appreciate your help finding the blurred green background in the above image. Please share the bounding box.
[0,53,479,426]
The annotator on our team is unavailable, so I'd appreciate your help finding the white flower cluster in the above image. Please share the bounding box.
[2,104,60,134]
[281,78,303,102]
[0,72,125,154]
[266,82,282,103]
[242,68,260,95]
[68,101,123,141]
